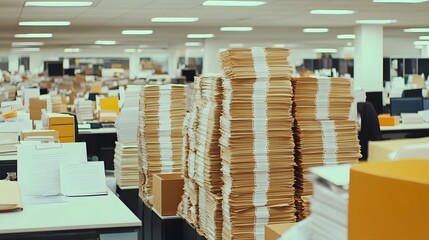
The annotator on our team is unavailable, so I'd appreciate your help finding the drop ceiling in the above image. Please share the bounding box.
[0,0,428,53]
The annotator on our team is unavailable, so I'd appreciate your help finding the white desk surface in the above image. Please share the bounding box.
[380,122,429,131]
[0,190,141,234]
[78,127,117,135]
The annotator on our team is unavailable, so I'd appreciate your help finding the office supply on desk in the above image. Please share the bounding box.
[0,181,22,212]
[17,142,87,202]
[60,162,107,197]
[76,99,94,123]
[390,97,423,116]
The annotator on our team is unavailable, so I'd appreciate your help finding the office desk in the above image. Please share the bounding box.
[380,123,429,139]
[0,191,141,239]
[78,128,117,135]
[380,122,429,131]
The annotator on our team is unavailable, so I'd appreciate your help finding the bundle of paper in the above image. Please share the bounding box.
[193,75,223,194]
[178,177,200,228]
[51,95,62,113]
[0,132,19,161]
[139,84,187,206]
[293,120,360,220]
[114,142,139,187]
[219,48,296,240]
[199,186,223,240]
[116,107,139,144]
[137,108,145,200]
[5,85,16,100]
[76,99,94,123]
[292,77,354,121]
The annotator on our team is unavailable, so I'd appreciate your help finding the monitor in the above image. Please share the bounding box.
[423,98,429,110]
[45,61,64,77]
[181,69,196,82]
[402,88,422,98]
[366,91,383,115]
[390,97,423,116]
[64,68,75,76]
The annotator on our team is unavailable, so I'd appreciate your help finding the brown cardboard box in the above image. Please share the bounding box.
[349,160,429,240]
[21,130,59,142]
[153,173,184,217]
[48,114,74,125]
[265,223,295,240]
[29,98,47,121]
[368,137,429,162]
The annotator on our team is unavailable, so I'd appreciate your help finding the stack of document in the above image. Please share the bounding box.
[292,77,354,121]
[401,113,424,124]
[307,164,350,240]
[0,180,23,212]
[116,107,139,144]
[0,132,19,161]
[5,85,16,100]
[121,85,141,108]
[51,95,62,113]
[198,186,223,240]
[76,100,94,123]
[219,48,296,240]
[293,120,360,220]
[39,95,53,113]
[292,77,359,220]
[138,84,187,206]
[114,142,139,187]
[178,177,200,227]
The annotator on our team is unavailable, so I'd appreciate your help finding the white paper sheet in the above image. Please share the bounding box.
[60,162,107,197]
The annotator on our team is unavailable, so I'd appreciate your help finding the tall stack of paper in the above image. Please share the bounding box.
[219,48,296,240]
[122,85,141,108]
[5,86,16,100]
[114,142,139,187]
[292,77,360,220]
[0,132,19,161]
[116,107,140,144]
[76,100,94,123]
[139,84,187,207]
[51,95,62,113]
[40,95,53,113]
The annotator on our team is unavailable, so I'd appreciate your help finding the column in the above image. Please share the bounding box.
[421,45,429,58]
[8,54,19,73]
[129,54,140,80]
[202,39,221,74]
[29,53,43,74]
[354,25,384,91]
[168,45,181,77]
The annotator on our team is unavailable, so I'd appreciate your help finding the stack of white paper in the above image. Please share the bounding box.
[292,77,360,220]
[116,107,139,144]
[121,85,141,108]
[401,113,424,124]
[39,95,53,113]
[219,48,296,240]
[114,142,139,187]
[76,100,94,123]
[51,95,62,113]
[0,132,19,161]
[138,84,187,207]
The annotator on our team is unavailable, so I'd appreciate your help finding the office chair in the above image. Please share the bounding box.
[357,102,383,161]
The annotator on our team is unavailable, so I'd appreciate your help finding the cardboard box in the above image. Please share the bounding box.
[349,160,429,240]
[368,137,429,162]
[48,114,74,125]
[265,223,295,240]
[29,98,47,121]
[21,130,59,142]
[153,173,184,217]
[378,114,400,126]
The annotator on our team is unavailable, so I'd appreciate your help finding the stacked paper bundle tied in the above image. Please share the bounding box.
[139,84,187,207]
[178,79,202,229]
[292,77,360,221]
[114,142,139,187]
[76,100,94,123]
[219,48,296,240]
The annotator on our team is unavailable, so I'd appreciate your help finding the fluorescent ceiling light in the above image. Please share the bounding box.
[12,42,44,46]
[419,36,429,40]
[310,9,355,15]
[314,48,338,53]
[202,1,266,7]
[19,21,70,26]
[220,27,253,32]
[414,41,429,45]
[356,19,397,24]
[11,48,40,52]
[24,1,93,7]
[229,43,244,48]
[373,0,428,3]
[185,42,202,47]
[187,34,214,38]
[122,30,153,35]
[151,17,198,23]
[64,48,80,52]
[95,40,116,45]
[404,28,429,32]
[337,34,355,39]
[15,33,53,38]
[303,28,329,33]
